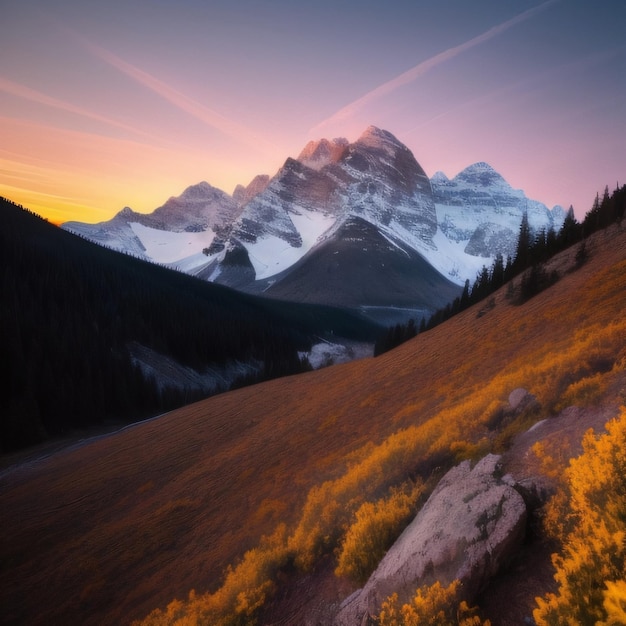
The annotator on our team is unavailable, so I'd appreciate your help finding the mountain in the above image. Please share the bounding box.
[63,181,243,268]
[252,216,460,321]
[3,216,624,626]
[429,162,566,278]
[204,126,451,321]
[62,128,565,319]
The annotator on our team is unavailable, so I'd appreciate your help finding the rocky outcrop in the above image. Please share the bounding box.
[508,387,537,413]
[334,454,528,626]
[464,222,517,257]
[297,137,349,171]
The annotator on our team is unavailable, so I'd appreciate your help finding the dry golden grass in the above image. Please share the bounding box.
[1,224,625,625]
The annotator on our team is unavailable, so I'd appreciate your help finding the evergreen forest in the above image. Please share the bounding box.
[0,198,381,452]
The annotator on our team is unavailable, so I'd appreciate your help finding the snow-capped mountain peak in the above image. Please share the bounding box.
[430,171,450,185]
[354,125,405,155]
[455,162,507,187]
[429,161,566,276]
[176,181,217,200]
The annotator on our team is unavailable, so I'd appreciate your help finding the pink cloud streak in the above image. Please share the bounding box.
[0,76,159,140]
[85,42,277,156]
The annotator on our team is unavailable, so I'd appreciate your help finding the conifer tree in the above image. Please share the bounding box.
[490,253,505,289]
[513,210,532,272]
[558,206,580,248]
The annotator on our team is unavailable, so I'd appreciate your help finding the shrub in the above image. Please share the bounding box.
[135,525,290,626]
[554,372,610,412]
[600,580,626,625]
[335,481,424,583]
[534,409,626,625]
[377,580,490,626]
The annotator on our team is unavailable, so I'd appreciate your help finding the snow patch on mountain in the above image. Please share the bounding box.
[167,251,213,275]
[299,340,373,369]
[426,228,494,285]
[245,207,337,279]
[246,234,304,280]
[129,222,215,264]
[289,207,338,247]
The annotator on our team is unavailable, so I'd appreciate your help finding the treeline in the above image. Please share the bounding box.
[375,184,625,356]
[0,198,380,452]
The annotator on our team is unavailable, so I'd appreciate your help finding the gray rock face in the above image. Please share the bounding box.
[297,137,349,171]
[334,454,527,626]
[232,174,270,207]
[464,222,518,258]
[508,388,536,412]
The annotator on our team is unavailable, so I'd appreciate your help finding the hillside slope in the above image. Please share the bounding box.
[1,223,625,625]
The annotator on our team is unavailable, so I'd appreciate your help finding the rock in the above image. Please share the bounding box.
[464,222,517,258]
[333,454,527,625]
[508,388,540,416]
[509,388,531,411]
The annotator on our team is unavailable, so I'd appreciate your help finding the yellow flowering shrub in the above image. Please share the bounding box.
[534,409,626,625]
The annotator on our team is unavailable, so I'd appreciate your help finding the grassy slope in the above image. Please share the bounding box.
[1,224,625,625]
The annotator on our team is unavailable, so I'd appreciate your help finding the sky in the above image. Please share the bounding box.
[1,0,625,225]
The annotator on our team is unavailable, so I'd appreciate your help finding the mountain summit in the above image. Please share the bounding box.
[297,136,349,170]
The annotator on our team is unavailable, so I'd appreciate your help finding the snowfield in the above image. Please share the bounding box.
[248,207,336,280]
[425,228,495,286]
[130,222,215,265]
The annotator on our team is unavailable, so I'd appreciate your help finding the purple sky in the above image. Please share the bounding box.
[1,0,625,223]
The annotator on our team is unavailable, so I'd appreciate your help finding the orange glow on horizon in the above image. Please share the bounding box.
[0,115,279,224]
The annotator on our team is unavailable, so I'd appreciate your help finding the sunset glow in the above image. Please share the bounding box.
[1,1,624,223]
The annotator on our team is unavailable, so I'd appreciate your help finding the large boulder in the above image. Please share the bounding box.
[334,454,527,625]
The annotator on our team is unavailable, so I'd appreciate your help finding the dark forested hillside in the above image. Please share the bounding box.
[0,198,381,452]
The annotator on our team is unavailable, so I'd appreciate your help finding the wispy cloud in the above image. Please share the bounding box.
[0,76,158,141]
[406,43,625,136]
[85,41,277,155]
[310,0,560,135]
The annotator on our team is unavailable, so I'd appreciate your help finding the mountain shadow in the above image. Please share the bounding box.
[256,216,461,322]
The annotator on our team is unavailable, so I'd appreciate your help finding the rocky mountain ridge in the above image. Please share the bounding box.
[63,127,565,316]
